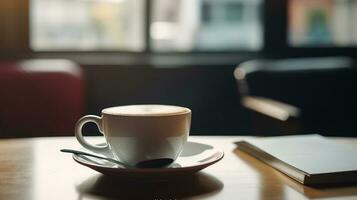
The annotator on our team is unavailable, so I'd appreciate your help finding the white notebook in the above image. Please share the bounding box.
[235,134,357,185]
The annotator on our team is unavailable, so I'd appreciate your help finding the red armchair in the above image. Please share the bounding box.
[0,59,85,137]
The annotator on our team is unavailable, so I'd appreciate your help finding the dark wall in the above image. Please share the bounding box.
[82,65,250,135]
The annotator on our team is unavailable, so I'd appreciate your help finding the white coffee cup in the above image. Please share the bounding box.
[75,105,191,167]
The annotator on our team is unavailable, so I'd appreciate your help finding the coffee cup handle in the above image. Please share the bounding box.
[75,115,109,153]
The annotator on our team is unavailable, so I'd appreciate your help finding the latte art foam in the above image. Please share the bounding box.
[102,105,190,116]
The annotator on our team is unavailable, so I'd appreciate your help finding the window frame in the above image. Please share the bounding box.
[28,0,357,60]
[29,0,264,55]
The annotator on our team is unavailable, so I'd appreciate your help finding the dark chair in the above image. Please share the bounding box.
[234,57,357,136]
[0,59,85,138]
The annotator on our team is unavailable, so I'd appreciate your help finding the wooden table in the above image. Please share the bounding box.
[1,136,357,200]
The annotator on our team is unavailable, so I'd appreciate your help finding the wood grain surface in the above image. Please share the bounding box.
[1,136,357,200]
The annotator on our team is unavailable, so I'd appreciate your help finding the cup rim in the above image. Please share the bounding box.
[101,104,191,117]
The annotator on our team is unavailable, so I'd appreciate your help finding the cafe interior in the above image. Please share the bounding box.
[1,0,357,199]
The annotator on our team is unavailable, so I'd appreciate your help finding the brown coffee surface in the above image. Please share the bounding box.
[102,105,190,116]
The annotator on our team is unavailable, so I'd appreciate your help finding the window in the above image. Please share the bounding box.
[150,0,263,51]
[30,0,145,51]
[30,0,263,52]
[289,0,357,47]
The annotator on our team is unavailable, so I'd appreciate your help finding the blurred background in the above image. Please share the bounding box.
[0,0,356,138]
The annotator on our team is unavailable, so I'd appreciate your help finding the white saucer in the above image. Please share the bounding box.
[72,141,224,180]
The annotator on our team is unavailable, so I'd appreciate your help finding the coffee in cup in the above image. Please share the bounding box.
[75,105,191,167]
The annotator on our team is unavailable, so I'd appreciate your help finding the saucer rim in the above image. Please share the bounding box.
[72,145,224,173]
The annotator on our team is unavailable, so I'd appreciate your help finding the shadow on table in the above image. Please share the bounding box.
[76,172,223,199]
[234,148,357,199]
